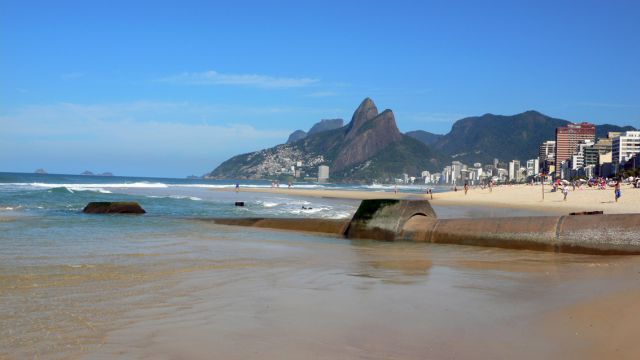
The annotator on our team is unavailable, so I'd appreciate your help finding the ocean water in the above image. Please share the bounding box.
[3,172,638,359]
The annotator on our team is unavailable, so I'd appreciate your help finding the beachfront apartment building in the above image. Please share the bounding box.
[526,158,539,177]
[508,160,521,181]
[612,131,640,164]
[555,123,596,178]
[538,140,555,173]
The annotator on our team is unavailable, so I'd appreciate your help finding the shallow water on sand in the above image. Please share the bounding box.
[2,214,640,360]
[2,172,639,359]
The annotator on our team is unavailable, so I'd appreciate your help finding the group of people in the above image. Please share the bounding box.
[555,179,622,202]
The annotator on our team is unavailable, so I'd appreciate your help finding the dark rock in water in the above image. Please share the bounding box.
[83,202,146,214]
[286,130,307,144]
[235,201,245,207]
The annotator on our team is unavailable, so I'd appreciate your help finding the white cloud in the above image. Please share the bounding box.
[158,70,319,88]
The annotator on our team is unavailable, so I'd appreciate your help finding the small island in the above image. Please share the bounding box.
[34,168,47,174]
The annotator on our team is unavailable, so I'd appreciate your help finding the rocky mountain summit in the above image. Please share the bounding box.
[286,118,344,144]
[209,98,442,181]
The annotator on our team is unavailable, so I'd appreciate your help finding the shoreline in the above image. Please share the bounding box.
[216,184,640,215]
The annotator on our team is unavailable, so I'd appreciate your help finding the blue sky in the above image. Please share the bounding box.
[1,0,639,177]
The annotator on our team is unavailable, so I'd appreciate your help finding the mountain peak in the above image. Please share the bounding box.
[346,97,379,135]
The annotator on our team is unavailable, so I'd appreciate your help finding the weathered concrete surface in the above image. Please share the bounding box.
[210,218,350,235]
[208,199,640,255]
[556,214,640,254]
[397,213,640,255]
[83,202,146,214]
[345,199,437,241]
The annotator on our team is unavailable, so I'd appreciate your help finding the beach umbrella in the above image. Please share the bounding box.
[561,180,570,185]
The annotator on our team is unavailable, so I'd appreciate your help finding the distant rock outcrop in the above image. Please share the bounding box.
[286,119,344,144]
[286,130,307,144]
[334,100,402,172]
[81,170,94,176]
[307,119,343,135]
[99,172,114,176]
[34,168,47,174]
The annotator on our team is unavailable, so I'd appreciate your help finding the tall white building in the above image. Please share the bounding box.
[526,159,539,177]
[508,160,521,181]
[612,131,640,164]
[317,165,329,182]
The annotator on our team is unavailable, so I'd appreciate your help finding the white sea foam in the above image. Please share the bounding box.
[147,195,202,201]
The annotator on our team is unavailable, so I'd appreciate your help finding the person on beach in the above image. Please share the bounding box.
[615,181,621,202]
[394,185,398,194]
[235,182,240,192]
[562,184,568,201]
[464,182,469,195]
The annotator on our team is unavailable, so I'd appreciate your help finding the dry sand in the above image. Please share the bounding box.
[220,184,640,214]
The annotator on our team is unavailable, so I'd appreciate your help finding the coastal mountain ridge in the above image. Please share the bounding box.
[209,100,637,181]
[209,98,442,181]
[405,130,443,146]
[408,111,637,165]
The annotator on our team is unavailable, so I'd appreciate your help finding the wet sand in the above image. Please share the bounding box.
[82,229,640,360]
[3,217,639,359]
[219,184,640,214]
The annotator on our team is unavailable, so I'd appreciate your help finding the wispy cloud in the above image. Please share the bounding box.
[158,70,319,88]
[60,72,85,80]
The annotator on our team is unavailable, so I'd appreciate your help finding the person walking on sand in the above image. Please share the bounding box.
[394,185,398,194]
[464,182,469,195]
[562,184,568,201]
[615,180,621,202]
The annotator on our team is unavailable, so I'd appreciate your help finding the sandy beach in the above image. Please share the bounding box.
[221,184,640,215]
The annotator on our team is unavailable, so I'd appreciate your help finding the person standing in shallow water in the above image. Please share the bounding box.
[615,180,621,202]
